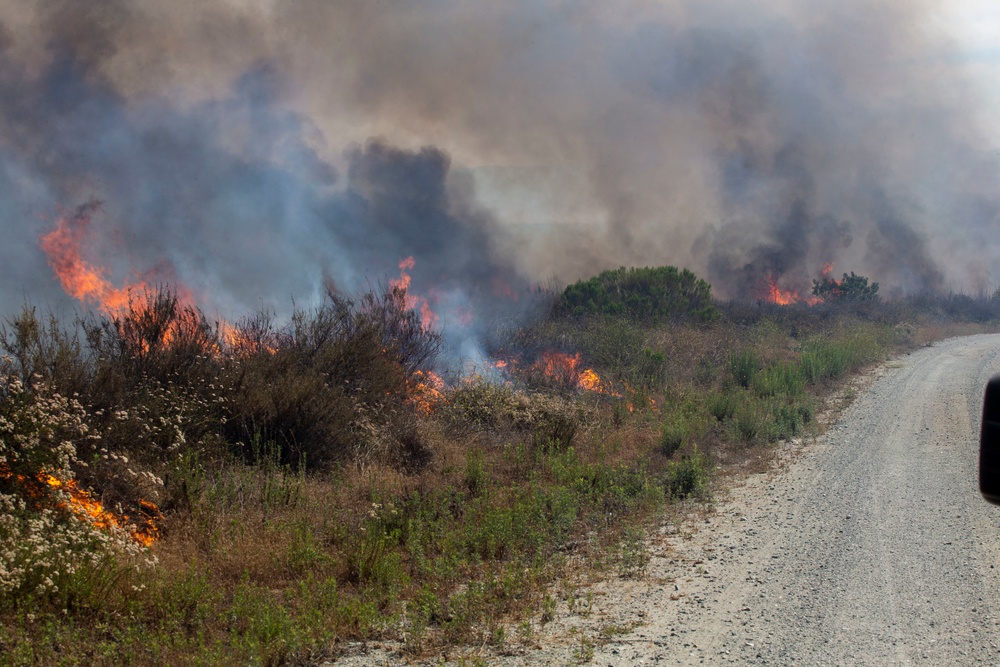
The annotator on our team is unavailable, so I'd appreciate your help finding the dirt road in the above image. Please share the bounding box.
[501,333,1000,666]
[336,334,1000,666]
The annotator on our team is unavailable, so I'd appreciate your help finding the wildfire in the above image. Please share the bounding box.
[484,350,663,418]
[221,324,278,356]
[391,256,440,331]
[39,201,140,316]
[534,350,585,386]
[407,370,447,414]
[758,271,824,306]
[43,474,161,547]
[760,276,803,306]
[39,204,263,358]
[494,350,621,397]
[2,465,159,546]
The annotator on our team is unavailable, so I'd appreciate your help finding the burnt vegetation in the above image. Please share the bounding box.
[2,267,999,665]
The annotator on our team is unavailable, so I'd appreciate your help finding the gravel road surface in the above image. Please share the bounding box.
[333,334,1000,666]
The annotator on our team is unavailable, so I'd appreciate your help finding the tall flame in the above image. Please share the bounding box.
[39,202,140,315]
[390,256,440,331]
[39,204,253,357]
[760,276,800,306]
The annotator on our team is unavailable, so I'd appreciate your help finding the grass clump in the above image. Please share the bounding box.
[730,349,761,388]
[659,420,685,458]
[752,362,805,397]
[666,449,710,500]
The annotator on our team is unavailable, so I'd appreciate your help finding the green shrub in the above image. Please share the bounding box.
[148,566,217,633]
[348,516,408,605]
[798,343,850,383]
[659,418,685,457]
[812,272,879,302]
[616,526,649,578]
[556,265,718,322]
[798,328,889,385]
[667,450,710,499]
[770,399,811,440]
[229,579,297,660]
[708,391,738,422]
[728,397,771,444]
[465,450,486,496]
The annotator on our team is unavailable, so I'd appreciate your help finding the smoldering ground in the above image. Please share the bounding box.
[0,0,998,336]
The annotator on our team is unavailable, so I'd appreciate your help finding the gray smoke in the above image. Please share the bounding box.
[0,0,997,332]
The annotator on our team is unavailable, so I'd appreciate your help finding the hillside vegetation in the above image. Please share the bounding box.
[1,268,997,665]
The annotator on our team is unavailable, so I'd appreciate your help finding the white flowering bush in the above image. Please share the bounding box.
[0,361,149,605]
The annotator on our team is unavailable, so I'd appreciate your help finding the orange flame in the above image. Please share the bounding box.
[220,322,278,356]
[525,351,621,396]
[761,276,800,306]
[759,273,823,306]
[407,370,447,414]
[578,368,618,395]
[2,465,159,546]
[534,350,582,383]
[492,350,663,411]
[40,206,248,358]
[39,203,140,315]
[391,256,439,331]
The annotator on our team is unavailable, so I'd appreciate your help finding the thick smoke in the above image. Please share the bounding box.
[0,27,528,341]
[1,0,998,335]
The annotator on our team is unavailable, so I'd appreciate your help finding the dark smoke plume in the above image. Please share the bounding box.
[1,0,998,339]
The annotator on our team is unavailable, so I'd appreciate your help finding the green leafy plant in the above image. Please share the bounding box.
[667,449,710,499]
[557,265,718,322]
[812,271,879,302]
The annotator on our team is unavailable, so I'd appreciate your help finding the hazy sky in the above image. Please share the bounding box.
[936,1,1000,128]
[2,0,1000,335]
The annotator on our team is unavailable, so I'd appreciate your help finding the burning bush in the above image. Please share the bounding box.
[0,365,154,604]
[812,272,879,302]
[493,314,659,396]
[219,284,441,470]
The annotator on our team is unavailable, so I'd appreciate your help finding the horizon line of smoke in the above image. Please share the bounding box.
[1,0,998,329]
